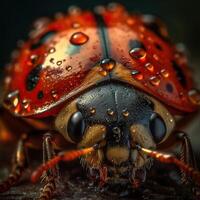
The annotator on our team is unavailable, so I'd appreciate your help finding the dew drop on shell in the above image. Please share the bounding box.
[12,97,19,107]
[4,90,19,107]
[22,99,31,110]
[100,58,116,72]
[48,47,56,54]
[99,69,108,77]
[89,107,96,115]
[160,69,169,78]
[131,70,144,80]
[51,90,58,100]
[66,66,72,71]
[30,54,39,64]
[107,108,114,116]
[7,90,19,99]
[72,22,81,29]
[145,63,154,72]
[153,54,159,61]
[126,18,135,26]
[149,76,161,86]
[70,32,89,45]
[122,109,129,117]
[56,61,62,66]
[129,48,146,61]
[188,89,200,105]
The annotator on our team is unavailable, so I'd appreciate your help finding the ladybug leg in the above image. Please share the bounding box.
[176,132,197,184]
[176,132,200,198]
[38,133,60,200]
[99,166,108,187]
[131,167,147,189]
[0,134,28,193]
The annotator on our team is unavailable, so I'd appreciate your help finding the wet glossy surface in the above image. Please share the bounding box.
[3,5,199,118]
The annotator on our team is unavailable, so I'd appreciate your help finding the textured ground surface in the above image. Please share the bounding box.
[0,163,197,200]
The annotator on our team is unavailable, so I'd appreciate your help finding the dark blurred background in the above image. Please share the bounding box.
[1,0,200,66]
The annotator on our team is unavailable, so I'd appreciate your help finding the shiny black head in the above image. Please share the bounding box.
[55,82,175,178]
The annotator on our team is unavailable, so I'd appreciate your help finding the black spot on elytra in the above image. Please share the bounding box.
[166,83,174,93]
[37,91,44,99]
[129,40,146,50]
[172,61,187,87]
[30,31,57,50]
[26,64,42,91]
[155,43,163,51]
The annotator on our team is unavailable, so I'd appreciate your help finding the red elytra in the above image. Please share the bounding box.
[3,5,198,118]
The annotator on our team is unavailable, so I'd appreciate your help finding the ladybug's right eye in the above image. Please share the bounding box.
[67,111,86,142]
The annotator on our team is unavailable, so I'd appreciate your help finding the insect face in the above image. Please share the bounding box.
[55,83,175,182]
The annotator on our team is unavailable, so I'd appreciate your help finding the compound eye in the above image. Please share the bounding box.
[67,111,86,142]
[149,113,166,143]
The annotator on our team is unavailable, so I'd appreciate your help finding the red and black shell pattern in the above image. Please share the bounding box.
[3,4,199,118]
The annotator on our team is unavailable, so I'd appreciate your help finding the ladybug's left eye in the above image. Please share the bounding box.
[67,111,86,143]
[149,113,166,143]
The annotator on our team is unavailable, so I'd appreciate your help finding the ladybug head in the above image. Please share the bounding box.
[55,82,175,180]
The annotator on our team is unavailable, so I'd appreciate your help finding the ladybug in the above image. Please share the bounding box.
[1,3,200,199]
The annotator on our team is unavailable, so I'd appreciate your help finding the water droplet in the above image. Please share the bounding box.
[48,47,56,54]
[56,61,62,66]
[4,76,11,85]
[160,69,169,78]
[51,90,58,100]
[179,92,184,98]
[7,90,19,99]
[122,109,129,117]
[126,18,135,25]
[30,54,39,64]
[131,70,143,80]
[149,76,161,86]
[145,63,154,72]
[100,58,116,72]
[99,69,108,77]
[89,107,96,115]
[70,32,89,45]
[14,103,21,114]
[72,22,81,29]
[66,66,72,71]
[4,90,19,107]
[13,97,19,107]
[153,54,159,61]
[129,48,146,61]
[188,89,200,105]
[22,99,30,110]
[107,109,114,116]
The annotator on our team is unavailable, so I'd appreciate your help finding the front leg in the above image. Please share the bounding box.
[38,133,60,200]
[176,132,197,184]
[0,134,28,192]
